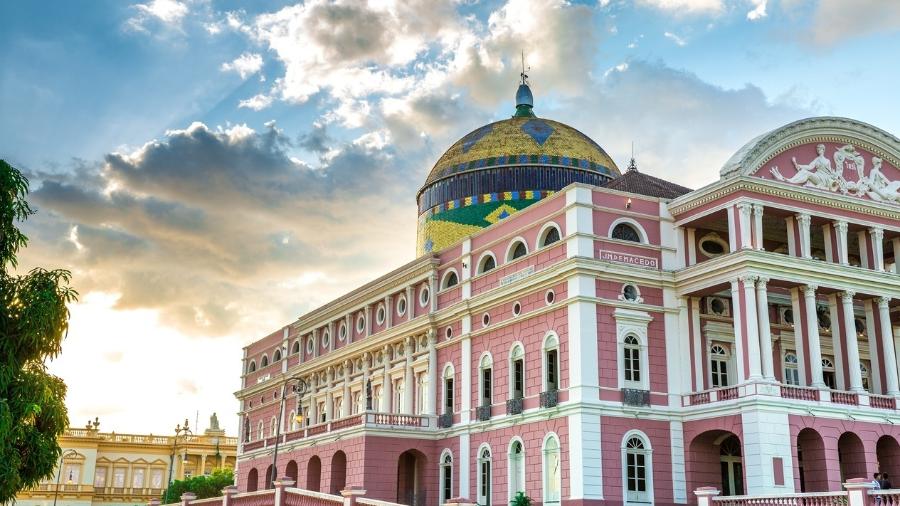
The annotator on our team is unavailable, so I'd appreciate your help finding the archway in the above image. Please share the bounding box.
[265,465,277,489]
[797,428,828,492]
[247,468,259,492]
[286,460,298,484]
[877,436,900,483]
[330,451,347,494]
[838,432,867,482]
[307,456,322,492]
[397,449,427,506]
[687,430,743,496]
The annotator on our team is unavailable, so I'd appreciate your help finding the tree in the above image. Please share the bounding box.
[0,160,76,502]
[163,469,235,503]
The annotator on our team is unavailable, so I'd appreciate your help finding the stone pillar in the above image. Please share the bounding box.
[341,487,367,506]
[403,337,415,414]
[878,297,900,396]
[730,280,747,383]
[738,202,753,249]
[752,203,764,250]
[365,305,372,337]
[385,296,392,328]
[199,455,206,476]
[741,275,763,380]
[406,286,414,323]
[381,346,392,412]
[345,313,352,344]
[803,285,826,388]
[430,272,439,312]
[834,221,849,265]
[325,370,334,422]
[426,330,438,415]
[756,277,775,380]
[797,213,812,259]
[694,487,720,506]
[841,291,865,393]
[827,294,847,390]
[180,492,196,506]
[871,227,885,272]
[342,361,352,418]
[690,297,703,390]
[844,478,875,506]
[221,486,237,506]
[149,499,161,506]
[273,478,295,506]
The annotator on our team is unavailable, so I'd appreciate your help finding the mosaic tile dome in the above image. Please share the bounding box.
[416,83,621,255]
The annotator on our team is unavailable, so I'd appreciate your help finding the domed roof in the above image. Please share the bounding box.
[422,116,621,188]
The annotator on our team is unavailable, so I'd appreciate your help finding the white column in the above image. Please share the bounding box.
[791,288,808,386]
[458,432,470,498]
[871,227,885,272]
[827,294,846,390]
[741,275,763,380]
[567,274,600,402]
[325,371,334,421]
[730,280,747,383]
[840,291,864,393]
[460,334,472,423]
[381,346,392,412]
[430,272,439,311]
[361,354,371,411]
[365,305,372,337]
[833,221,849,265]
[565,186,594,258]
[426,330,438,415]
[893,238,900,271]
[309,375,319,424]
[328,322,335,353]
[385,296,393,328]
[342,361,352,418]
[878,297,900,396]
[687,228,697,266]
[756,277,775,380]
[406,286,413,323]
[345,313,352,344]
[752,203,764,250]
[803,285,826,388]
[785,217,797,256]
[568,413,603,501]
[797,213,812,259]
[403,338,415,414]
[738,203,753,249]
[691,297,703,390]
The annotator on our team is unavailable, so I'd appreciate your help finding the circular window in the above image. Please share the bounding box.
[419,285,430,307]
[376,304,386,325]
[710,298,727,316]
[546,289,555,305]
[482,313,491,328]
[699,233,728,257]
[445,326,453,340]
[512,301,522,317]
[397,296,407,316]
[339,323,347,341]
[356,314,366,333]
[622,284,639,302]
[321,330,330,348]
[307,337,315,354]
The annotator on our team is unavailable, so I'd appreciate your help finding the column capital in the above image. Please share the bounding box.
[802,284,818,297]
[878,296,891,308]
[833,220,849,233]
[752,203,764,215]
[737,201,753,216]
[343,360,352,373]
[796,213,812,226]
[738,274,758,284]
[870,226,885,240]
[755,276,770,287]
[426,328,437,346]
[840,290,856,302]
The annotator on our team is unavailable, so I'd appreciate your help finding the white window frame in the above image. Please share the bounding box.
[709,344,731,388]
[614,308,652,391]
[397,295,407,316]
[247,360,257,373]
[621,430,654,505]
[261,354,269,368]
[476,251,497,275]
[619,283,643,304]
[376,303,386,325]
[537,221,562,249]
[608,217,648,244]
[440,269,459,290]
[476,444,493,506]
[542,332,560,392]
[439,449,454,505]
[698,232,729,258]
[509,342,526,400]
[419,284,430,307]
[443,363,455,414]
[507,437,526,503]
[783,352,800,386]
[542,433,562,506]
[270,416,277,437]
[479,353,493,407]
[505,237,529,262]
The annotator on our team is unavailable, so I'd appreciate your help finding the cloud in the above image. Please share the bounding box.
[126,0,189,32]
[664,31,688,46]
[221,52,264,79]
[636,0,723,15]
[746,0,767,20]
[238,94,274,111]
[802,0,900,46]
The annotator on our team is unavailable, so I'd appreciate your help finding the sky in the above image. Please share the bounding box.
[3,0,900,437]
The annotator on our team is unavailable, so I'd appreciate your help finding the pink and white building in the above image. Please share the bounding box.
[234,87,900,506]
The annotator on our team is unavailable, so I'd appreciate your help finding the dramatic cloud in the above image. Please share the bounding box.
[221,52,264,79]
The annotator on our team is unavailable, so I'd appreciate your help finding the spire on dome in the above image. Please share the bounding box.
[514,52,535,118]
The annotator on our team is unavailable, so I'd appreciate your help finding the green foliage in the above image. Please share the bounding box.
[0,159,77,503]
[163,469,235,504]
[511,492,532,506]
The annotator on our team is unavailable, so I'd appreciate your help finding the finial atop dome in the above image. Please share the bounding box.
[627,142,638,171]
[514,52,535,118]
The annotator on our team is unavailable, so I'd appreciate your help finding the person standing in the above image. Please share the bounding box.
[874,473,883,505]
[881,473,893,490]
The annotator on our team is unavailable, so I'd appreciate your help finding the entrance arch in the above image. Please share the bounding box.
[286,460,298,484]
[397,449,427,506]
[265,465,276,489]
[877,435,900,481]
[797,428,828,492]
[838,432,867,482]
[247,468,259,492]
[307,456,322,492]
[331,451,348,494]
[687,430,743,496]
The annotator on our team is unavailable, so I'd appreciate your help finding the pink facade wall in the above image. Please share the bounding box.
[600,416,674,506]
[471,241,566,297]
[684,415,744,495]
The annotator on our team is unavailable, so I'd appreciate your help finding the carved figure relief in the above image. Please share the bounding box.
[768,143,900,204]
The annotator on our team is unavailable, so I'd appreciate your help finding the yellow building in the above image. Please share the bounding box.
[16,415,237,506]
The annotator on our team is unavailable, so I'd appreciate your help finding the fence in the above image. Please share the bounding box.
[153,482,403,506]
[695,478,877,506]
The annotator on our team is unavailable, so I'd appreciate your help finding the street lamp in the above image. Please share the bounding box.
[270,374,308,488]
[164,419,192,503]
[52,449,79,506]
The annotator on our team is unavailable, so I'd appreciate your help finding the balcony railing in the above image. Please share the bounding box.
[781,384,821,401]
[506,397,524,415]
[831,391,859,406]
[437,413,453,428]
[622,388,650,407]
[540,389,559,408]
[871,394,896,410]
[476,404,492,421]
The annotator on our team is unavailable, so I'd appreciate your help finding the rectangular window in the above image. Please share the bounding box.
[113,468,126,488]
[547,350,558,390]
[132,468,144,488]
[624,348,641,383]
[445,378,454,414]
[785,368,799,385]
[711,360,728,387]
[94,468,106,487]
[482,368,492,405]
[150,469,164,489]
[442,465,452,503]
[513,359,524,398]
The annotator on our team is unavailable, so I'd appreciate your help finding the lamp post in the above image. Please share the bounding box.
[164,419,192,503]
[270,374,308,488]
[52,449,79,506]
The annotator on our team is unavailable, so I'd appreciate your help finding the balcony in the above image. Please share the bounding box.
[243,413,433,452]
[506,397,524,415]
[540,389,559,408]
[476,404,492,421]
[622,388,650,407]
[682,381,900,413]
[437,413,453,428]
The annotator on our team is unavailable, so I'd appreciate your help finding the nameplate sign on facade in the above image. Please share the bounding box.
[500,265,535,286]
[599,250,659,269]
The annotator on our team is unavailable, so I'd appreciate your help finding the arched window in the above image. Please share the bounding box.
[287,410,295,431]
[479,354,493,407]
[543,435,561,505]
[257,421,264,441]
[477,446,493,506]
[784,352,799,386]
[710,345,729,388]
[271,416,277,437]
[539,224,561,248]
[291,341,300,355]
[510,344,525,400]
[544,334,560,392]
[507,240,528,262]
[443,365,455,415]
[623,335,641,385]
[508,439,525,502]
[261,355,269,368]
[248,361,257,373]
[243,417,251,442]
[441,270,459,289]
[440,452,453,505]
[477,253,496,274]
[273,349,282,362]
[822,357,836,390]
[623,434,652,505]
[612,223,641,243]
